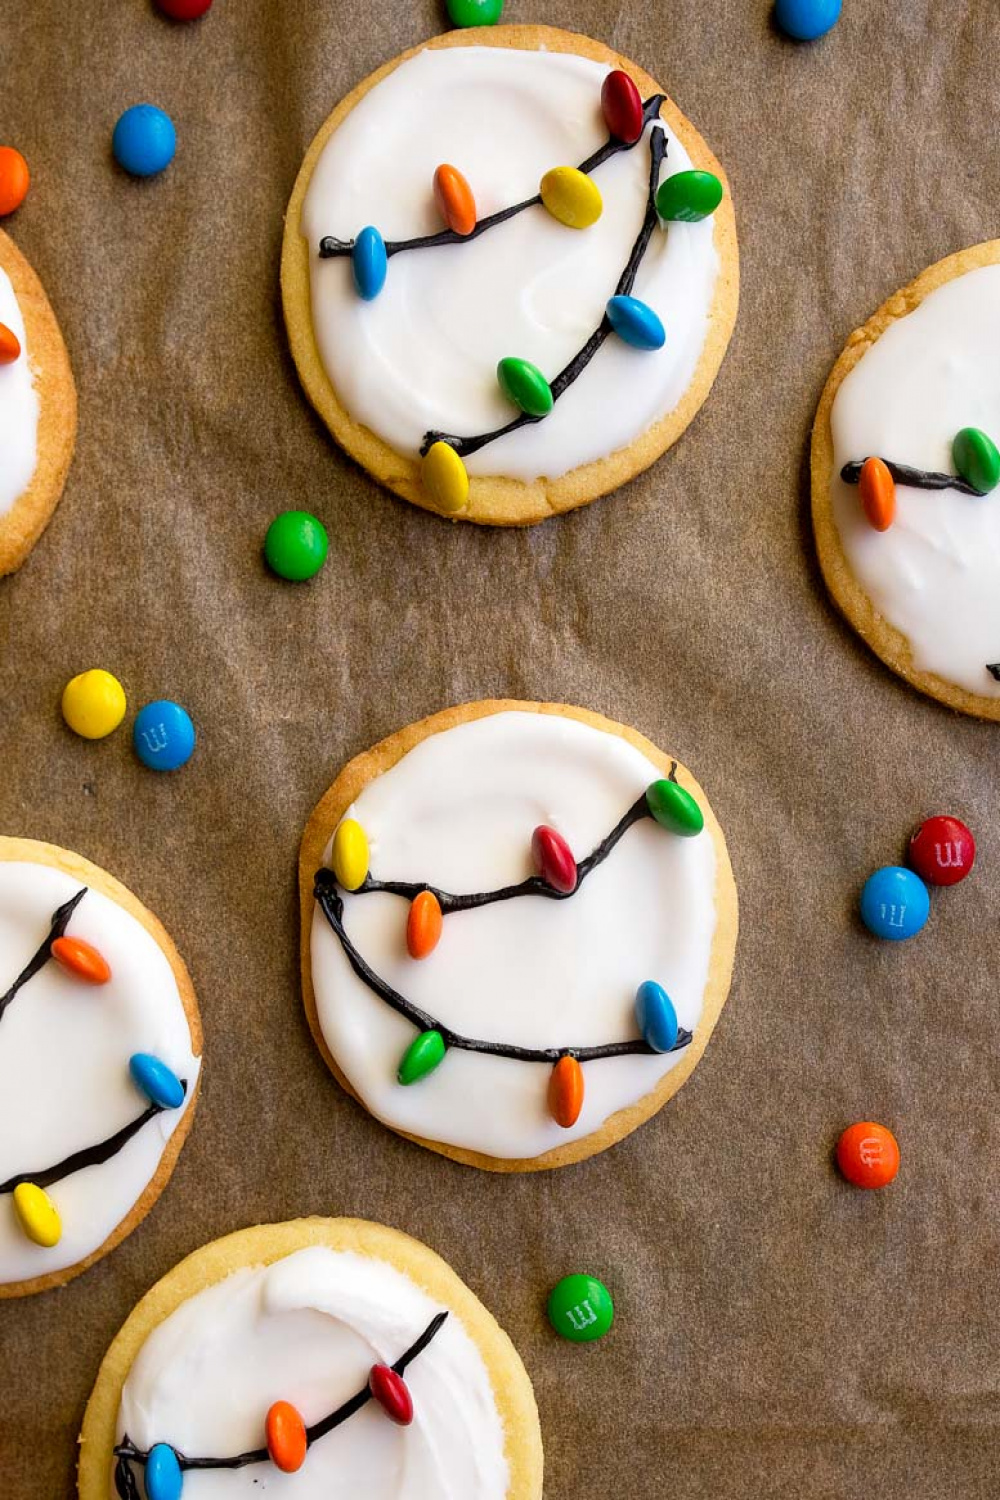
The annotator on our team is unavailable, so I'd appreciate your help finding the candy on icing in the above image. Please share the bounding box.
[830,264,1000,697]
[310,711,719,1160]
[0,861,200,1284]
[0,267,39,517]
[300,47,720,482]
[116,1245,510,1498]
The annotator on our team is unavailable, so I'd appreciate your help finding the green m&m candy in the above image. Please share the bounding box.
[655,169,723,223]
[264,510,329,581]
[446,0,503,25]
[496,357,553,418]
[547,1273,614,1343]
[645,779,704,836]
[952,427,1000,495]
[398,1029,447,1085]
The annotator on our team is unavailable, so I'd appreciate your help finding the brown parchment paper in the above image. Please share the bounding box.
[2,2,1000,1496]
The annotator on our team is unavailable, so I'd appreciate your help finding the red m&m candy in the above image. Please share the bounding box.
[531,826,577,894]
[600,70,644,144]
[836,1121,900,1189]
[908,815,975,887]
[155,0,212,18]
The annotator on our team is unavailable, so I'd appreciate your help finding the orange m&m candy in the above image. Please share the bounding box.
[265,1400,307,1473]
[0,147,30,217]
[433,164,477,237]
[51,935,112,985]
[549,1055,584,1129]
[836,1121,900,1189]
[858,456,896,532]
[406,890,443,960]
[0,322,20,364]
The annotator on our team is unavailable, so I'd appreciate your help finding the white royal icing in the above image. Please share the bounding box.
[115,1244,510,1499]
[0,266,40,516]
[310,712,719,1160]
[301,46,721,482]
[830,263,1000,697]
[0,860,200,1284]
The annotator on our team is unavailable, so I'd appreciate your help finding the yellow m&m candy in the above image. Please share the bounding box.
[421,441,469,516]
[331,818,369,891]
[13,1182,62,1247]
[61,669,127,740]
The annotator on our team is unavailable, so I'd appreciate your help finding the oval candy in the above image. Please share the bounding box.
[421,441,469,515]
[909,814,975,887]
[352,226,387,301]
[600,69,644,144]
[12,1182,62,1247]
[133,699,195,772]
[858,456,896,531]
[952,426,1000,494]
[497,357,553,418]
[433,163,476,236]
[331,818,369,891]
[547,1272,614,1343]
[112,104,176,178]
[531,825,577,893]
[145,1443,184,1500]
[0,321,20,364]
[634,980,678,1053]
[606,295,665,351]
[398,1029,446,1085]
[129,1053,185,1110]
[539,166,603,230]
[655,169,723,223]
[61,668,127,739]
[266,1400,308,1473]
[859,866,930,942]
[836,1121,899,1189]
[0,146,30,217]
[50,935,112,984]
[407,890,443,959]
[774,0,842,42]
[549,1055,584,1128]
[645,779,704,836]
[369,1364,414,1425]
[264,510,328,581]
[446,0,503,24]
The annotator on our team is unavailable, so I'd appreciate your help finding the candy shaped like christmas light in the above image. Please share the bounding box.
[433,163,477,236]
[841,424,1000,516]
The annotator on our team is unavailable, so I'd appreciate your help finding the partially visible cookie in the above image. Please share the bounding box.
[0,838,202,1297]
[78,1217,544,1500]
[0,231,76,575]
[812,240,1000,718]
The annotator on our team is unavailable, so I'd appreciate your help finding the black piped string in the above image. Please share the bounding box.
[840,458,984,497]
[0,888,86,1025]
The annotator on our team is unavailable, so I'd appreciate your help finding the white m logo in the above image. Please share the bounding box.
[139,723,169,754]
[935,842,962,868]
[565,1300,597,1331]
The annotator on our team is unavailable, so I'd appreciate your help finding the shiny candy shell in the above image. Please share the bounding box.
[446,0,503,24]
[858,456,896,531]
[645,779,704,836]
[13,1182,62,1247]
[51,935,111,985]
[129,1052,185,1110]
[606,295,665,351]
[145,1443,184,1500]
[531,825,577,893]
[953,426,1000,494]
[133,699,195,771]
[407,890,443,959]
[549,1055,584,1128]
[600,70,644,144]
[0,146,30,217]
[634,980,678,1053]
[156,0,213,17]
[540,166,603,230]
[774,0,842,41]
[497,357,553,418]
[859,866,930,941]
[0,321,20,363]
[352,226,387,301]
[331,818,369,891]
[266,1401,307,1472]
[398,1028,446,1085]
[369,1364,414,1425]
[433,163,476,236]
[421,441,469,515]
[547,1273,614,1343]
[112,104,176,178]
[836,1121,900,1189]
[264,510,328,581]
[909,815,975,887]
[655,169,723,223]
[61,668,127,739]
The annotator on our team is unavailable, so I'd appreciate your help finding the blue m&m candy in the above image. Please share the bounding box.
[860,866,930,942]
[774,0,841,41]
[112,105,176,178]
[606,296,666,351]
[133,700,195,771]
[130,1053,185,1110]
[352,226,387,300]
[634,980,679,1052]
[145,1443,183,1500]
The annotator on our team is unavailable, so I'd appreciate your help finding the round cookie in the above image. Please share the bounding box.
[78,1217,544,1499]
[281,26,738,526]
[0,838,201,1297]
[299,701,738,1172]
[812,240,1000,718]
[0,231,76,575]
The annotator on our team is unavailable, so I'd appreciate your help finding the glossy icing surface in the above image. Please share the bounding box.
[0,267,39,515]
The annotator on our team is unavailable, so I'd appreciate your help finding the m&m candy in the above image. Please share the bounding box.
[446,0,503,26]
[547,1273,614,1343]
[62,669,127,739]
[836,1121,900,1189]
[858,456,896,531]
[0,322,21,364]
[264,510,328,581]
[953,427,1000,495]
[0,146,30,216]
[145,1443,183,1500]
[133,700,196,771]
[859,866,929,941]
[156,0,213,18]
[113,105,176,178]
[773,0,842,42]
[908,815,975,887]
[600,70,644,145]
[13,1182,62,1247]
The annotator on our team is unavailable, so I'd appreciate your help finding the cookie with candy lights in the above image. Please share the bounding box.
[0,838,201,1296]
[78,1217,544,1500]
[0,231,76,575]
[281,26,738,526]
[299,701,738,1171]
[812,240,1000,718]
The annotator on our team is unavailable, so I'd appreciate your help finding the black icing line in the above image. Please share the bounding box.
[114,1311,449,1477]
[0,1089,185,1196]
[420,121,669,461]
[987,664,1000,682]
[840,458,984,497]
[318,94,667,263]
[0,887,86,1025]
